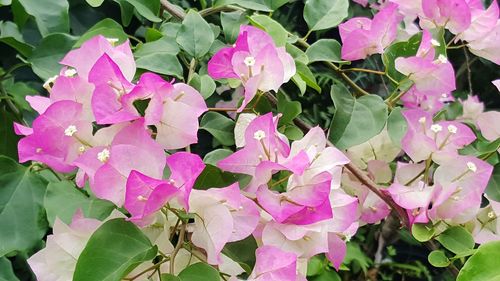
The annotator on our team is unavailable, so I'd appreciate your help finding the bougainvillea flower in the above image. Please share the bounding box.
[18,100,93,173]
[208,25,295,111]
[459,95,484,121]
[458,0,499,42]
[245,246,303,281]
[60,35,135,81]
[124,151,205,226]
[468,197,500,244]
[189,183,260,264]
[89,54,137,124]
[339,3,402,61]
[123,73,207,149]
[74,119,165,206]
[401,109,475,162]
[50,75,95,121]
[400,87,454,115]
[467,21,500,65]
[430,156,493,223]
[477,111,500,142]
[420,0,472,34]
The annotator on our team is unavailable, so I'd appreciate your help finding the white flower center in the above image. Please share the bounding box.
[137,195,147,201]
[78,145,86,153]
[97,148,110,163]
[430,124,443,133]
[466,161,477,172]
[434,54,448,64]
[43,75,59,89]
[253,130,266,141]
[441,93,448,98]
[418,117,427,124]
[64,125,78,136]
[106,37,119,45]
[244,56,256,67]
[488,211,496,219]
[64,69,77,77]
[447,124,458,134]
[430,39,441,46]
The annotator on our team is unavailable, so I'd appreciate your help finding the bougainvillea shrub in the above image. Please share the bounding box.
[0,0,499,280]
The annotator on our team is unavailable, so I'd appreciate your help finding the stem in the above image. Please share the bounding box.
[170,222,186,274]
[463,46,473,95]
[123,258,169,280]
[342,68,385,75]
[187,58,197,83]
[199,5,245,17]
[160,0,186,20]
[447,44,467,49]
[0,62,29,80]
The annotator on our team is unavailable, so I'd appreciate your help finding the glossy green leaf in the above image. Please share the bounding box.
[136,53,183,78]
[296,61,321,93]
[387,107,407,148]
[73,218,158,281]
[113,0,134,26]
[304,0,349,32]
[306,39,343,64]
[309,270,341,281]
[277,91,301,125]
[0,110,21,160]
[222,235,258,273]
[194,164,239,189]
[248,15,288,46]
[215,0,271,11]
[178,262,220,281]
[286,43,308,65]
[411,223,435,242]
[0,156,48,256]
[486,165,500,201]
[307,255,326,277]
[457,241,500,281]
[75,18,128,47]
[203,149,233,166]
[328,82,388,149]
[189,74,216,99]
[134,37,179,57]
[428,250,450,267]
[28,33,77,80]
[200,112,235,146]
[291,73,307,95]
[0,257,19,281]
[124,0,161,22]
[282,125,304,140]
[160,274,181,281]
[4,81,37,111]
[176,10,214,58]
[17,0,69,36]
[85,0,104,7]
[221,11,248,43]
[44,181,115,226]
[436,226,475,254]
[0,21,33,56]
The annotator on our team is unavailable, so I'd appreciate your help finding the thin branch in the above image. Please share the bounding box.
[170,222,186,274]
[463,46,473,95]
[160,0,186,20]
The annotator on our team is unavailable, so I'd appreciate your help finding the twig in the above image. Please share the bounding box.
[160,0,186,20]
[170,222,186,274]
[463,46,473,95]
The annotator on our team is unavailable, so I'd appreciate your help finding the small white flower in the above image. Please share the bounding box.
[253,130,266,141]
[64,125,78,136]
[430,39,441,47]
[452,195,460,201]
[97,148,110,163]
[106,37,119,45]
[43,75,59,89]
[36,148,42,153]
[430,124,443,133]
[244,56,256,67]
[168,179,175,185]
[467,161,477,172]
[137,195,147,201]
[441,93,448,98]
[63,68,77,77]
[434,54,448,64]
[488,211,496,219]
[78,146,86,153]
[418,117,427,124]
[447,124,458,134]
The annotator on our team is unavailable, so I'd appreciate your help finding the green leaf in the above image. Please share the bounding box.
[4,81,37,111]
[73,218,158,281]
[123,0,161,22]
[387,107,407,148]
[75,18,128,47]
[0,110,21,160]
[178,262,220,281]
[304,0,349,32]
[307,255,326,277]
[17,0,69,36]
[411,223,435,242]
[0,156,48,256]
[436,226,475,254]
[200,112,235,146]
[222,235,258,273]
[486,164,500,201]
[160,274,181,281]
[282,125,304,140]
[134,37,180,57]
[0,21,33,57]
[296,61,321,93]
[306,39,343,64]
[343,242,372,273]
[286,43,308,65]
[221,11,248,44]
[215,0,272,12]
[309,270,341,281]
[428,250,450,267]
[85,0,104,7]
[176,10,214,58]
[113,0,135,26]
[189,74,216,99]
[277,92,301,125]
[248,15,288,47]
[328,83,388,149]
[194,165,239,189]
[44,181,115,226]
[291,73,307,95]
[136,53,183,78]
[203,149,233,166]
[457,241,500,281]
[382,33,422,82]
[28,33,77,80]
[0,257,20,281]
